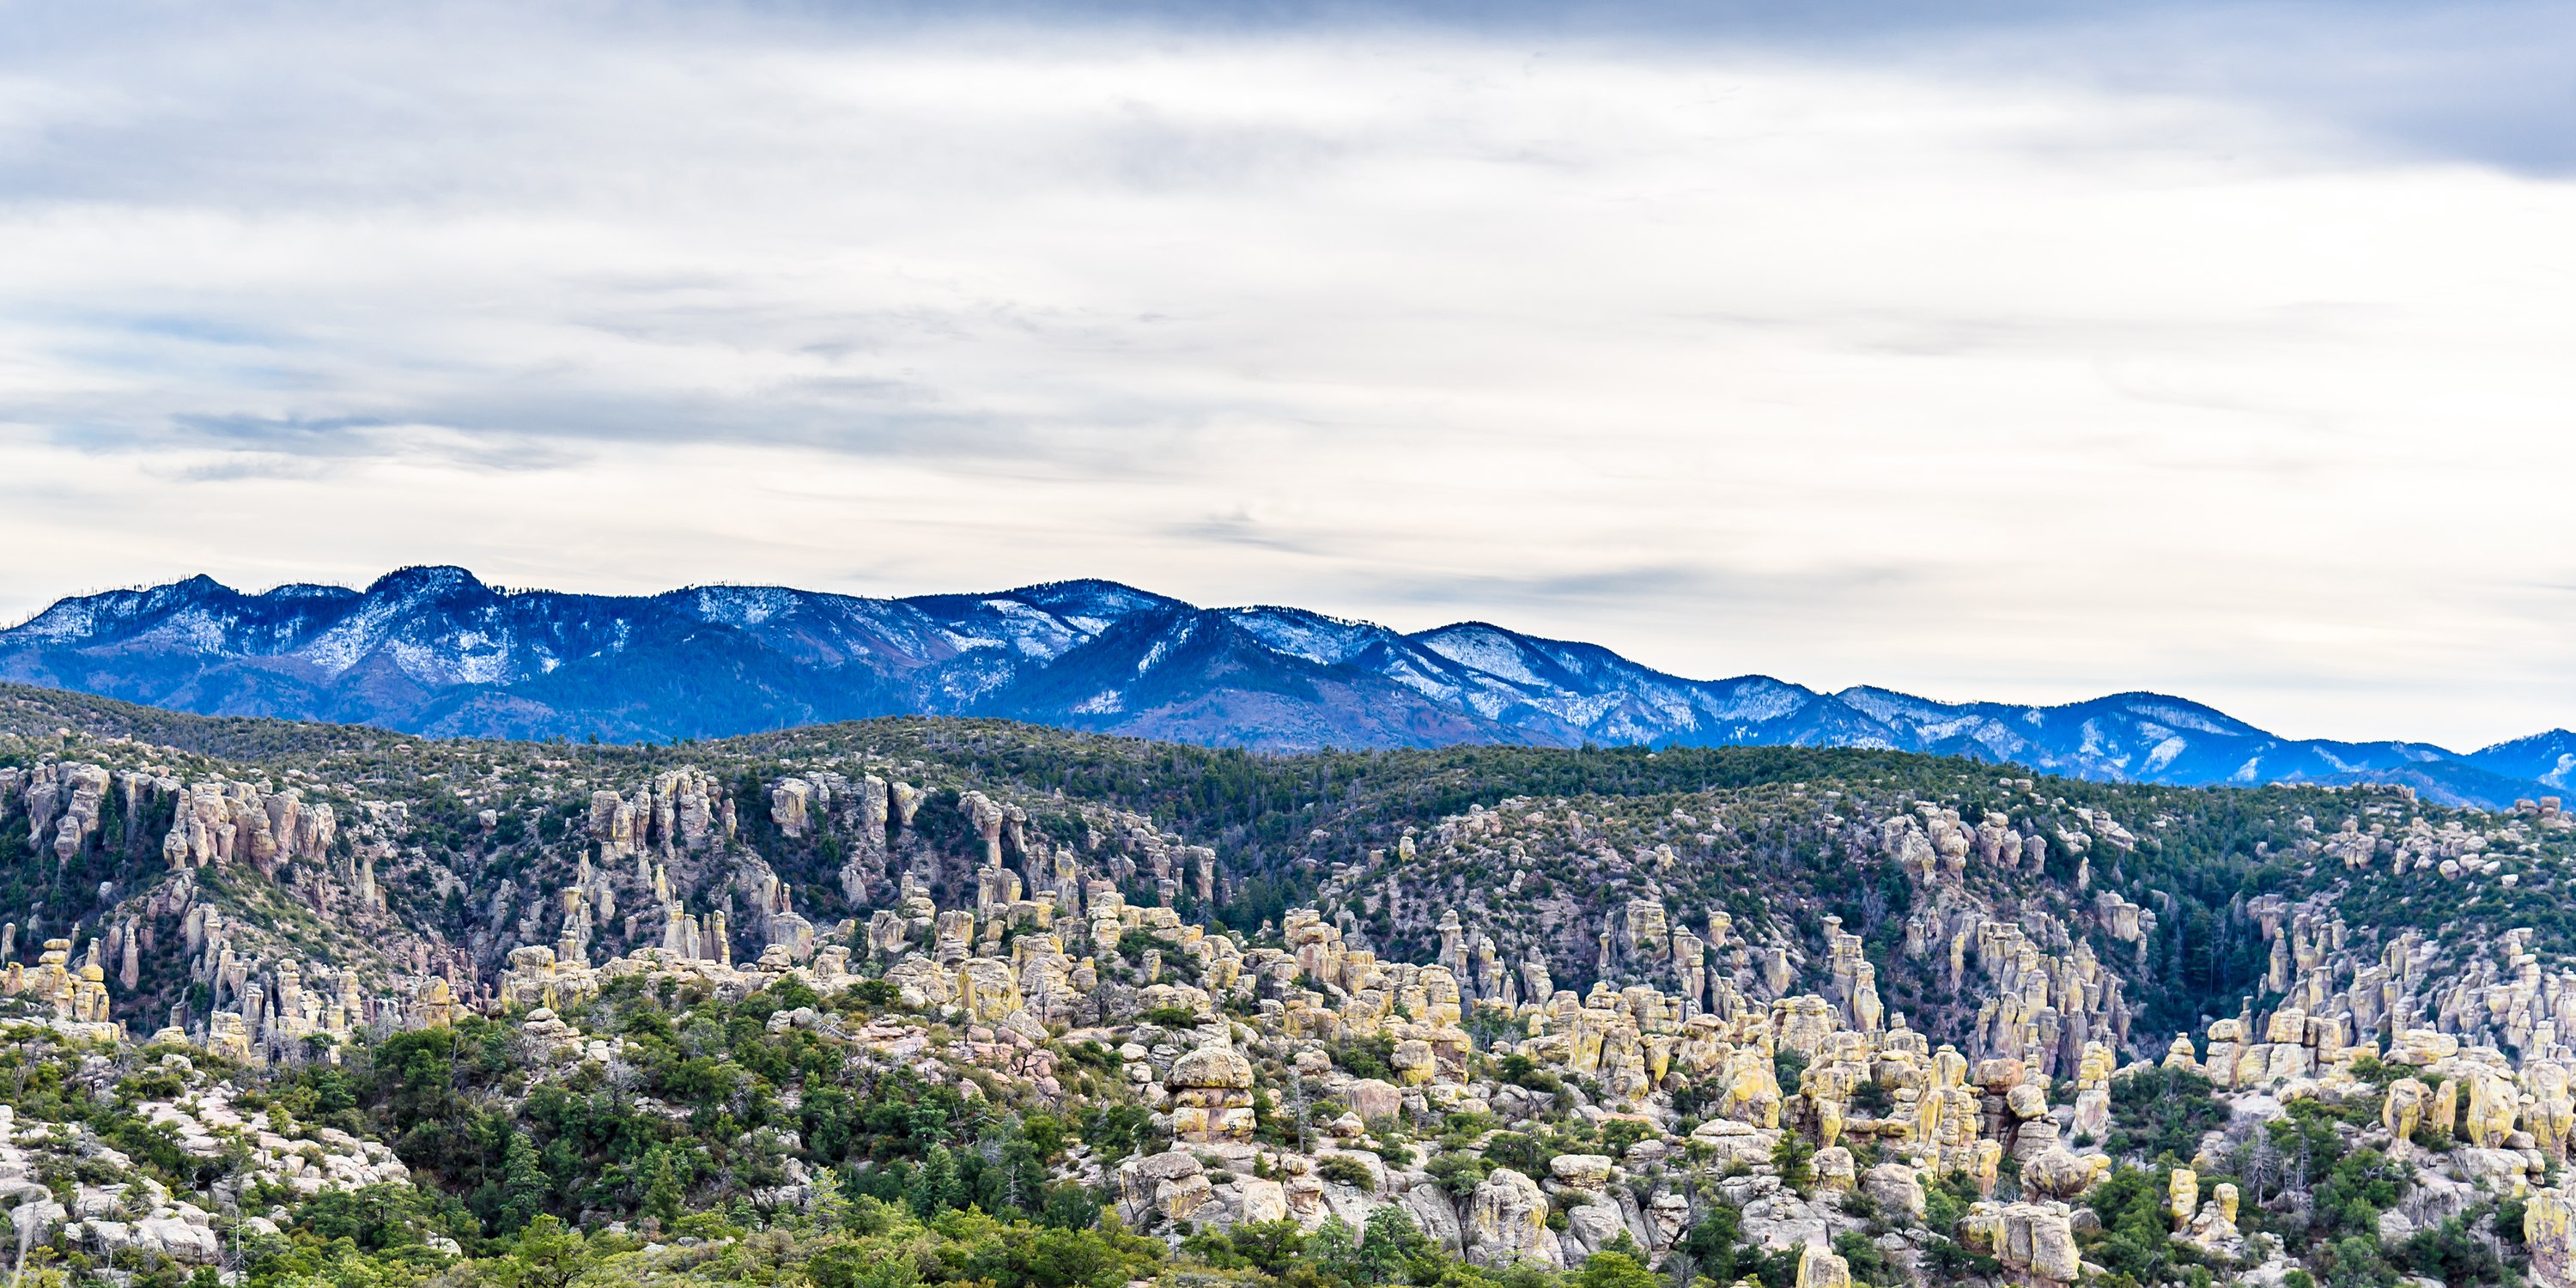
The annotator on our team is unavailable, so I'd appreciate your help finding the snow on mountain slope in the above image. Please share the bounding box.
[1220,606,1396,667]
[0,567,2561,806]
[2467,730,2576,791]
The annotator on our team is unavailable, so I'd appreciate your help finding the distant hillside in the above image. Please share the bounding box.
[0,566,2561,807]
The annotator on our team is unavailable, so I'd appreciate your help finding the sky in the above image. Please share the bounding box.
[3,0,2575,749]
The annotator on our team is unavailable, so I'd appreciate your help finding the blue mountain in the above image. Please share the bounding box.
[1,566,2561,808]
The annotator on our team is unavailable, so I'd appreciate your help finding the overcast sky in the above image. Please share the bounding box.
[3,0,2574,748]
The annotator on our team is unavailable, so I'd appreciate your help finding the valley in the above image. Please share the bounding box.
[0,685,2567,1286]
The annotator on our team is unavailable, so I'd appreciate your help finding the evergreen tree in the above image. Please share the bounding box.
[501,1129,548,1233]
[908,1144,963,1218]
[643,1145,684,1224]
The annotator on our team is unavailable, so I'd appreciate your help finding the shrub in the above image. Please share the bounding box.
[1598,1119,1652,1156]
[2105,1066,2227,1161]
[1484,1133,1553,1176]
[1771,1131,1814,1192]
[1331,1036,1398,1082]
[1427,1152,1492,1197]
[1495,1054,1563,1095]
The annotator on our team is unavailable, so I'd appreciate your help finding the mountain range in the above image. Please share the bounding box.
[1,564,2565,808]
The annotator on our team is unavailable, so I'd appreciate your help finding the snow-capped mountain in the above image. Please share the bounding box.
[1,567,2562,806]
[2462,730,2576,792]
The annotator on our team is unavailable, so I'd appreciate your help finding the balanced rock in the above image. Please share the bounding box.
[1166,1044,1256,1144]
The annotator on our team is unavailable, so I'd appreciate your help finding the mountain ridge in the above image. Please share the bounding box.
[2,564,2565,808]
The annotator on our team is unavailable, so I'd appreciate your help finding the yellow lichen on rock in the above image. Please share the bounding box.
[1794,1242,1850,1288]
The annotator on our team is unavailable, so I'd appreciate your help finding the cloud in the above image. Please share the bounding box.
[0,1,2573,748]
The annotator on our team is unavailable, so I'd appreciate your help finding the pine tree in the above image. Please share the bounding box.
[642,1145,683,1224]
[908,1144,963,1218]
[501,1130,548,1232]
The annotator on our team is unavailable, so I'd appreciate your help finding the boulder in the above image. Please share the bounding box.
[1157,1173,1214,1223]
[1467,1168,1561,1268]
[2458,1147,2537,1195]
[2526,1187,2574,1288]
[1862,1163,1924,1223]
[1400,1184,1466,1255]
[1563,1196,1629,1259]
[1238,1178,1289,1224]
[2467,1071,2522,1149]
[1812,1146,1856,1194]
[1392,1040,1436,1086]
[10,1199,64,1243]
[2385,1078,2429,1142]
[1117,1150,1206,1224]
[1795,1242,1850,1288]
[2022,1148,2105,1201]
[2006,1084,2049,1121]
[1963,1201,2081,1286]
[1168,1044,1258,1144]
[136,1216,219,1264]
[2178,1182,2245,1259]
[1349,1078,1402,1123]
[2028,1206,2082,1283]
[1549,1154,1614,1189]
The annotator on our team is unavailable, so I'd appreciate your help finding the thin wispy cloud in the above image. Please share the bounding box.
[2,0,2573,748]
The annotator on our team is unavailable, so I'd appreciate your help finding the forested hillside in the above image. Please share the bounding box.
[0,684,2571,1288]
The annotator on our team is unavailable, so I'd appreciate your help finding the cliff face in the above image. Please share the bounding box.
[2,569,2562,805]
[1,683,2571,1076]
[5,690,2576,1286]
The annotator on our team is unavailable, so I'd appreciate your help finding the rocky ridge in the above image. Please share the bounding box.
[5,691,2576,1285]
[0,569,2564,805]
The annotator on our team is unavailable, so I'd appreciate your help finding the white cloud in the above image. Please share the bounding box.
[3,3,2574,749]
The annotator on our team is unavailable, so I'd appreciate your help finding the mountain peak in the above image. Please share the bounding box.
[364,565,490,600]
[0,568,2565,808]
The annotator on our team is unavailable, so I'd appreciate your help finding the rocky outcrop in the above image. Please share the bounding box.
[1467,1168,1559,1268]
[1795,1243,1850,1288]
[1962,1200,2082,1286]
[2530,1188,2576,1288]
[1167,1043,1256,1143]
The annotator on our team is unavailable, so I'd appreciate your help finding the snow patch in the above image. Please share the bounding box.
[1224,608,1385,665]
[1416,625,1546,685]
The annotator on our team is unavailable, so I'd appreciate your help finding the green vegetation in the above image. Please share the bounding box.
[2103,1066,2229,1162]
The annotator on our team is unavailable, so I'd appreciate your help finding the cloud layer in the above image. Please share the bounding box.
[3,0,2573,748]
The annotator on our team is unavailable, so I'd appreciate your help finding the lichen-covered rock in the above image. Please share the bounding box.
[1467,1168,1560,1268]
[1167,1044,1257,1143]
[2027,1209,2082,1282]
[1862,1163,1923,1223]
[1157,1172,1214,1222]
[1237,1178,1288,1224]
[2178,1182,2245,1260]
[1962,1201,2081,1286]
[2022,1148,2105,1200]
[2385,1078,2429,1142]
[2527,1187,2574,1288]
[1806,1145,1852,1194]
[1795,1242,1850,1288]
[1549,1153,1613,1189]
[1117,1150,1205,1226]
[2468,1069,2523,1149]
